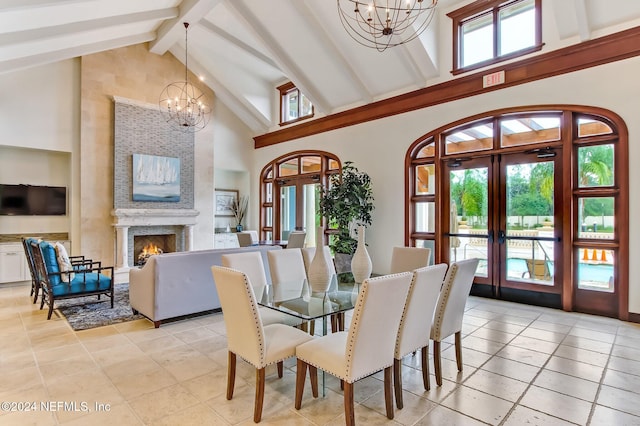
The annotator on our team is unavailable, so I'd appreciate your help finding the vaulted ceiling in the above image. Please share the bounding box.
[2,0,640,135]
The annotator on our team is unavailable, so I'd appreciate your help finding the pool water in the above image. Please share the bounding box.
[477,258,614,283]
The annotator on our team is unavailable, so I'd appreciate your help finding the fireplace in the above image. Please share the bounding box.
[134,234,176,266]
[111,208,199,283]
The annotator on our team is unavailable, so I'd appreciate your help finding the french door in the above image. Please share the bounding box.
[277,178,320,240]
[445,150,563,306]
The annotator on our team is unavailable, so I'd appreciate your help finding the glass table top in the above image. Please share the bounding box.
[257,278,360,321]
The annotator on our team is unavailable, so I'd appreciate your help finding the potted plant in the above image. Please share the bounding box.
[231,195,248,232]
[318,161,374,274]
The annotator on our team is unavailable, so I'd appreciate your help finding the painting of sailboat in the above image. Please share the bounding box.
[132,154,180,202]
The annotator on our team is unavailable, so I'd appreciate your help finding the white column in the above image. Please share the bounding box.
[184,225,194,251]
[115,226,129,268]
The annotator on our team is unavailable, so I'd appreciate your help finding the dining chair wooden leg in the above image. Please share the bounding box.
[331,314,337,333]
[455,331,463,371]
[344,381,355,426]
[421,345,430,391]
[393,358,403,409]
[255,367,265,423]
[384,366,394,419]
[300,322,308,333]
[339,312,345,331]
[309,365,318,398]
[294,359,307,409]
[433,341,442,386]
[310,320,315,336]
[277,361,283,378]
[227,351,236,400]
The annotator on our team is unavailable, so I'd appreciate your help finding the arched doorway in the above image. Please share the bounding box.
[406,106,628,319]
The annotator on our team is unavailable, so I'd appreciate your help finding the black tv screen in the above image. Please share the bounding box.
[0,184,67,215]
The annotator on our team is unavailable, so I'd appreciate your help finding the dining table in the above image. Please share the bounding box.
[257,239,288,248]
[257,276,361,395]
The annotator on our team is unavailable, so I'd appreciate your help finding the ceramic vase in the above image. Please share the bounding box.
[308,226,333,295]
[351,225,372,284]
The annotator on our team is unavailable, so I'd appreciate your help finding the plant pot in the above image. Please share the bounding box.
[236,224,243,232]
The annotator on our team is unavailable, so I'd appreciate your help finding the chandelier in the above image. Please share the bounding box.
[337,0,439,52]
[159,22,210,133]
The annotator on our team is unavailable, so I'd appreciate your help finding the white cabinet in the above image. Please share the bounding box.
[214,233,239,249]
[0,243,28,283]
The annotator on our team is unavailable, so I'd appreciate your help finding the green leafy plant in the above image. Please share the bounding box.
[318,161,374,255]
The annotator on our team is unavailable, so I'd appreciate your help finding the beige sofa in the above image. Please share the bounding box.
[129,245,281,327]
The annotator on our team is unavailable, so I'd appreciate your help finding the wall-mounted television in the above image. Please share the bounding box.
[0,184,67,216]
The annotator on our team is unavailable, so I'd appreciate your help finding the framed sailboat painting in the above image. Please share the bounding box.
[132,154,180,202]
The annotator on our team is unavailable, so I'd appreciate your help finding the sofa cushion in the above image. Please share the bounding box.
[51,272,111,296]
[39,241,61,285]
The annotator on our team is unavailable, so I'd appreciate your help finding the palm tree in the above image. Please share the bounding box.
[578,145,613,229]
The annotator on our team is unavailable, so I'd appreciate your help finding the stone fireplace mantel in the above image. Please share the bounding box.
[112,208,199,227]
[111,208,200,283]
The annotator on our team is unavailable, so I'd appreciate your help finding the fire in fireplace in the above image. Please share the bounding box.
[134,234,176,266]
[137,243,163,266]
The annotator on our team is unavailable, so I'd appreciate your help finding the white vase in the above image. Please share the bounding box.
[351,225,372,284]
[308,226,333,294]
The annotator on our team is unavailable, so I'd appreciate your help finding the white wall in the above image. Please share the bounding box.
[252,56,640,315]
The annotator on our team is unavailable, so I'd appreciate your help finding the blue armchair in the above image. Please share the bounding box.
[30,240,114,319]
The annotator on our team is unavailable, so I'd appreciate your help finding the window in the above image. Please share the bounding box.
[277,82,314,126]
[260,151,339,243]
[448,0,542,75]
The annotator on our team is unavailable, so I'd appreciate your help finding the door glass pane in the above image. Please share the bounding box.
[279,158,298,176]
[265,182,272,203]
[500,116,561,147]
[415,240,435,265]
[506,161,554,285]
[328,159,340,170]
[301,156,321,173]
[280,186,296,239]
[578,117,613,137]
[302,183,320,245]
[265,207,272,227]
[461,12,493,67]
[577,248,614,292]
[415,164,435,195]
[450,166,488,274]
[578,197,614,239]
[445,122,494,154]
[577,144,614,187]
[416,141,435,158]
[466,237,488,278]
[415,202,435,233]
[499,0,535,56]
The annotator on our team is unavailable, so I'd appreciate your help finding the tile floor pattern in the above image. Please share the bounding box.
[1,282,640,426]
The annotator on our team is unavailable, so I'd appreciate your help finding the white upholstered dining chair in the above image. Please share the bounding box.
[211,266,314,423]
[389,246,432,273]
[430,258,479,386]
[286,231,306,249]
[294,272,413,425]
[393,263,448,409]
[221,251,302,327]
[267,249,308,301]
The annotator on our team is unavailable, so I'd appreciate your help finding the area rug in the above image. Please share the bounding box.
[56,283,143,331]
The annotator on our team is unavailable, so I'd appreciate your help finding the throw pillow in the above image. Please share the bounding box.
[54,242,75,282]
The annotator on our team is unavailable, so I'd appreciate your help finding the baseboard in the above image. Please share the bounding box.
[628,312,640,324]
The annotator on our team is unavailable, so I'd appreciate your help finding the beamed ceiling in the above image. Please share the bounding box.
[2,0,640,135]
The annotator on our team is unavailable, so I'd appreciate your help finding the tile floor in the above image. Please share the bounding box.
[1,281,639,425]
